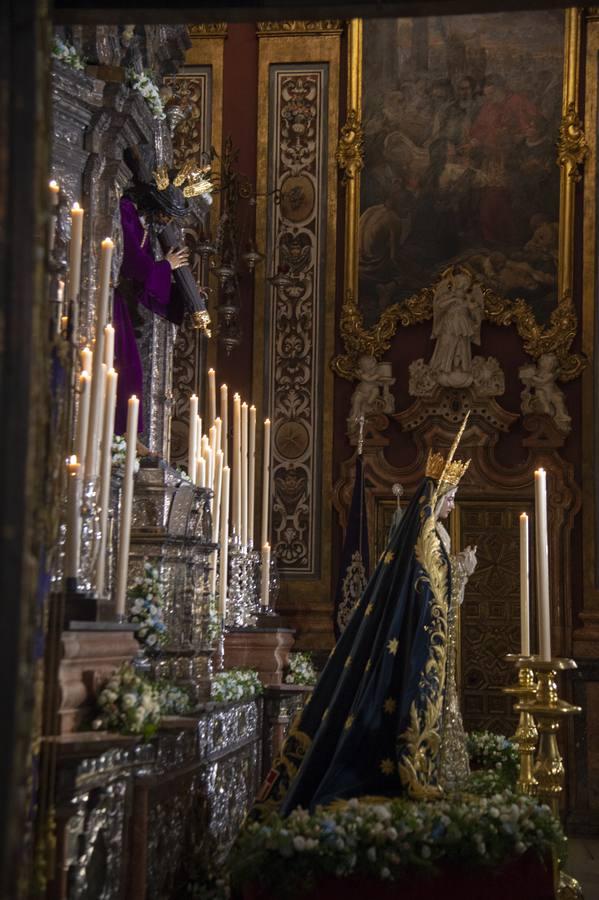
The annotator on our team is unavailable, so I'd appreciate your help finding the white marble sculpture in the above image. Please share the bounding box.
[347,354,395,430]
[519,353,571,433]
[409,269,504,398]
[429,270,484,388]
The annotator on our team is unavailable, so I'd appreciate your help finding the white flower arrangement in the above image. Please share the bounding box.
[127,561,168,652]
[157,681,192,716]
[211,668,263,704]
[52,36,85,71]
[111,434,140,475]
[126,68,166,120]
[92,663,161,738]
[468,730,519,782]
[230,791,564,897]
[285,651,317,686]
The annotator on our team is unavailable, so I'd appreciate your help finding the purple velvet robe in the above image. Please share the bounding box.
[113,197,184,435]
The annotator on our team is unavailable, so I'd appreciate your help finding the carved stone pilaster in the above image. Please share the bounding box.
[50,59,104,284]
[73,25,125,67]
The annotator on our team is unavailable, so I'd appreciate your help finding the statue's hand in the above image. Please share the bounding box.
[166,246,190,270]
[459,545,478,577]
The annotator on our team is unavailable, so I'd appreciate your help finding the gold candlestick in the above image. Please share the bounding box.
[519,658,580,817]
[503,654,538,796]
[519,657,582,900]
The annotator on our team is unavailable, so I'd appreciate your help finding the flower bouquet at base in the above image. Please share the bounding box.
[211,668,263,704]
[92,662,161,739]
[284,651,318,687]
[127,561,168,654]
[230,791,564,900]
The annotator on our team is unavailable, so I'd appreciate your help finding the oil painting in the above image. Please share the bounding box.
[358,12,565,328]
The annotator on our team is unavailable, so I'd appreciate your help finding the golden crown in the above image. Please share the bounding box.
[153,160,213,198]
[425,410,471,488]
[425,450,470,486]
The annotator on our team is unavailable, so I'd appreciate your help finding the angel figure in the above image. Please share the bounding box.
[519,353,571,433]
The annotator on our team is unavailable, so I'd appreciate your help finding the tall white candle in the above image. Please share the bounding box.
[218,466,231,617]
[233,393,241,538]
[196,415,202,459]
[261,418,271,547]
[56,279,65,332]
[208,368,216,427]
[241,401,248,547]
[520,512,530,657]
[75,372,91,466]
[209,424,218,459]
[68,203,84,302]
[206,445,214,493]
[220,384,228,466]
[65,455,82,580]
[210,450,224,597]
[86,363,106,479]
[215,417,222,454]
[95,368,118,597]
[49,180,60,206]
[103,323,115,369]
[97,238,114,326]
[188,394,198,483]
[260,542,271,608]
[80,345,93,376]
[534,468,551,661]
[196,455,206,488]
[248,405,256,548]
[212,449,224,542]
[85,239,114,479]
[115,395,139,617]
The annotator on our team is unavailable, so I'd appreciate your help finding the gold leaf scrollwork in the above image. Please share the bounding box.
[558,101,588,182]
[188,23,228,36]
[336,110,365,184]
[257,20,343,34]
[397,502,449,798]
[331,271,585,383]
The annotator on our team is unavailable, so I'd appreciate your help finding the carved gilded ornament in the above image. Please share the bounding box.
[331,268,585,384]
[335,109,364,184]
[188,24,228,36]
[557,101,588,182]
[257,21,343,35]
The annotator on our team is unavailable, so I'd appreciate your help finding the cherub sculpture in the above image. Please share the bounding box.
[347,354,395,430]
[519,353,571,433]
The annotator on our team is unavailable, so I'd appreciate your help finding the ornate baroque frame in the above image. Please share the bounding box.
[333,12,587,383]
[580,10,599,637]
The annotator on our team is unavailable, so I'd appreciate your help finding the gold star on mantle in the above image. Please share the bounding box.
[383,551,395,565]
[383,697,397,714]
[344,714,355,730]
[344,656,352,669]
[365,602,374,616]
[387,638,399,655]
[380,758,394,776]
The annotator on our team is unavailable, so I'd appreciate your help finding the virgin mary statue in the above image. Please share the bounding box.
[253,418,476,816]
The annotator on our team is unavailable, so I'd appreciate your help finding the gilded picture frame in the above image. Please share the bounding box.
[333,11,586,383]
